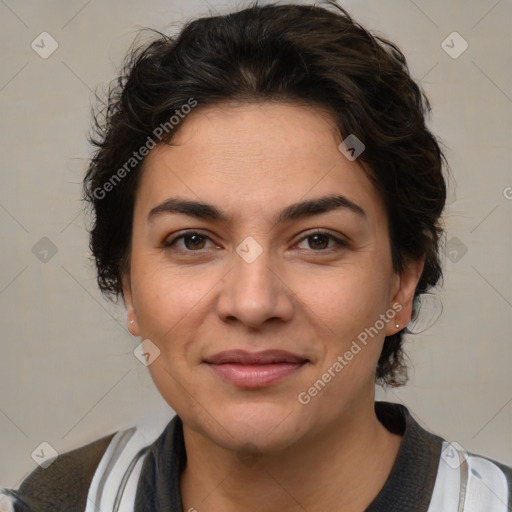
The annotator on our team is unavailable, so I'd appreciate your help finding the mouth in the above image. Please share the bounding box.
[204,349,309,388]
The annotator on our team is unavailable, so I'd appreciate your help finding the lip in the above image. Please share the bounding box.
[204,349,308,365]
[204,349,309,388]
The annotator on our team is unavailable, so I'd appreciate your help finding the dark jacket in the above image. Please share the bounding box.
[2,402,512,511]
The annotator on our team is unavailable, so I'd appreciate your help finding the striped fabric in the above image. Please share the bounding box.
[2,402,511,511]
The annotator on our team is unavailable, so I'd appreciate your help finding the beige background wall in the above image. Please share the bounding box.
[1,0,511,487]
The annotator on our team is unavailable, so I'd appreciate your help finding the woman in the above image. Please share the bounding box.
[2,1,511,511]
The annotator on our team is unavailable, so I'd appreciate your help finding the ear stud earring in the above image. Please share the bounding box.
[129,320,135,325]
[395,324,400,329]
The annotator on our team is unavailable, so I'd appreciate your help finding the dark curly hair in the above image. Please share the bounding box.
[82,0,448,387]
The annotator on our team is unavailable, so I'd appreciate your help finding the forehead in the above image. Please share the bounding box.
[134,101,386,227]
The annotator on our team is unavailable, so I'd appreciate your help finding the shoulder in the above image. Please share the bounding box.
[375,402,512,510]
[1,418,173,512]
[429,440,512,511]
[1,431,116,512]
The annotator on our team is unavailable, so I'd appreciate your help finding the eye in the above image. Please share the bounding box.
[295,229,349,251]
[163,230,217,251]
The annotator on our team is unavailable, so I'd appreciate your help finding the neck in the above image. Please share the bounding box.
[180,399,403,512]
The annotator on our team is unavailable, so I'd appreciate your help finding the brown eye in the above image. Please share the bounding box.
[296,230,349,252]
[182,233,207,250]
[306,233,330,250]
[164,231,214,251]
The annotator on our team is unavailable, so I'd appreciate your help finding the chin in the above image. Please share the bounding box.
[199,400,306,453]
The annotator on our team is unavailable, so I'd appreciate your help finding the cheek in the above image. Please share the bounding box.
[295,268,393,394]
[299,272,390,395]
[297,264,391,335]
[131,263,219,354]
[134,267,210,410]
[146,356,196,416]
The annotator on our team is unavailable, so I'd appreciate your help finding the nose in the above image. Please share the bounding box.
[216,242,294,329]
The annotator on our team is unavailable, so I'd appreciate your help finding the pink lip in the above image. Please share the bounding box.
[204,350,308,388]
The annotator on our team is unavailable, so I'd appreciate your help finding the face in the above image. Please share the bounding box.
[123,101,423,453]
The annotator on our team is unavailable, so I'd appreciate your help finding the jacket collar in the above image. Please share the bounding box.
[135,401,443,511]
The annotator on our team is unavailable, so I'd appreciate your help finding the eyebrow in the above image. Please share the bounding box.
[147,194,366,225]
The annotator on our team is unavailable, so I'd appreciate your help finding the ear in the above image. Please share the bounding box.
[385,256,425,336]
[122,273,140,337]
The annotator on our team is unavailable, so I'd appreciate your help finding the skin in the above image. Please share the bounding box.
[122,101,424,511]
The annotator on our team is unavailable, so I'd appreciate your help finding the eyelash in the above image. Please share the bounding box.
[163,229,350,253]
